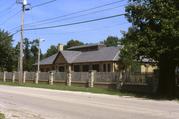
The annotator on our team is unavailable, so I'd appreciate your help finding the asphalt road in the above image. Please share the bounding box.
[0,85,179,119]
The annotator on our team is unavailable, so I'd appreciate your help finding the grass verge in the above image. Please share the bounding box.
[0,112,5,119]
[0,81,133,96]
[0,81,178,101]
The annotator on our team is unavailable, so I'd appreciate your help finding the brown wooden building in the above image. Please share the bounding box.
[36,44,122,72]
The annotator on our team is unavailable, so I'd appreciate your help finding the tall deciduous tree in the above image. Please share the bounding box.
[0,30,16,71]
[64,39,84,49]
[44,45,58,58]
[30,39,39,63]
[23,38,34,71]
[104,36,120,47]
[121,0,179,97]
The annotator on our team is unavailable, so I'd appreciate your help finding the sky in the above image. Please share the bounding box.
[0,0,131,53]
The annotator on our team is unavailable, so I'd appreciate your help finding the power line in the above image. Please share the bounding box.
[9,0,126,31]
[10,30,19,36]
[25,22,129,36]
[2,0,56,28]
[23,14,125,31]
[31,0,57,9]
[25,4,127,28]
[0,2,16,14]
[0,10,21,26]
[11,22,129,36]
[24,0,125,26]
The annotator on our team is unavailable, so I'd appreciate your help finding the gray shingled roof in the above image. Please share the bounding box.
[73,47,120,63]
[60,51,81,63]
[38,53,58,65]
[37,46,120,65]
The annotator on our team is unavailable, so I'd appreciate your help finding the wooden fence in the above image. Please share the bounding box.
[0,71,157,84]
[0,71,160,93]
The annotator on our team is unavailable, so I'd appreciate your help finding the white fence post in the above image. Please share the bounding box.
[116,71,123,89]
[49,72,54,85]
[67,71,72,86]
[12,71,16,83]
[3,71,7,82]
[35,72,39,84]
[88,70,94,88]
[23,71,27,83]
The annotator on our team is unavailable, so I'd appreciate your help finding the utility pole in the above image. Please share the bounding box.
[37,40,40,73]
[16,0,29,83]
[37,38,45,73]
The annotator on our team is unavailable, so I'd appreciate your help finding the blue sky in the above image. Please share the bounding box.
[0,0,131,53]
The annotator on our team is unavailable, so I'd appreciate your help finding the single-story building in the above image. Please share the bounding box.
[35,44,156,73]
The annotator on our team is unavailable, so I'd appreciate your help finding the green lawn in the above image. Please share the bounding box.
[0,112,5,119]
[0,81,132,96]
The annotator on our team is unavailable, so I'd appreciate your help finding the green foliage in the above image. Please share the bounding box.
[14,38,41,71]
[122,0,179,63]
[64,39,84,49]
[23,38,34,71]
[104,36,120,47]
[131,62,141,73]
[121,0,179,96]
[0,30,16,71]
[43,39,84,59]
[44,45,58,58]
[30,39,39,62]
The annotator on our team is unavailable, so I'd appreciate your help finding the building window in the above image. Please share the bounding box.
[108,64,111,72]
[82,65,89,72]
[103,64,106,72]
[92,64,99,72]
[74,65,80,72]
[59,66,65,72]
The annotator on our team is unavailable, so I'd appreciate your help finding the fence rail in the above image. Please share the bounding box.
[94,72,119,82]
[0,71,157,84]
[0,71,159,87]
[72,72,89,82]
[123,73,155,85]
[54,72,67,81]
[0,71,162,93]
[26,72,36,81]
[39,72,49,81]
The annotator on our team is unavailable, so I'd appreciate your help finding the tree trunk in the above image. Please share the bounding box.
[158,55,176,98]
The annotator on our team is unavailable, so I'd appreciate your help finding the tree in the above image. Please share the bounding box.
[0,30,16,71]
[44,45,58,58]
[64,39,84,49]
[121,0,179,97]
[30,39,39,63]
[104,36,120,47]
[23,38,34,71]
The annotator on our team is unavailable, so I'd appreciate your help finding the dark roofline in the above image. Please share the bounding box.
[67,43,105,50]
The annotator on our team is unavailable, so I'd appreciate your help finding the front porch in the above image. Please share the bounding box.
[40,62,119,72]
